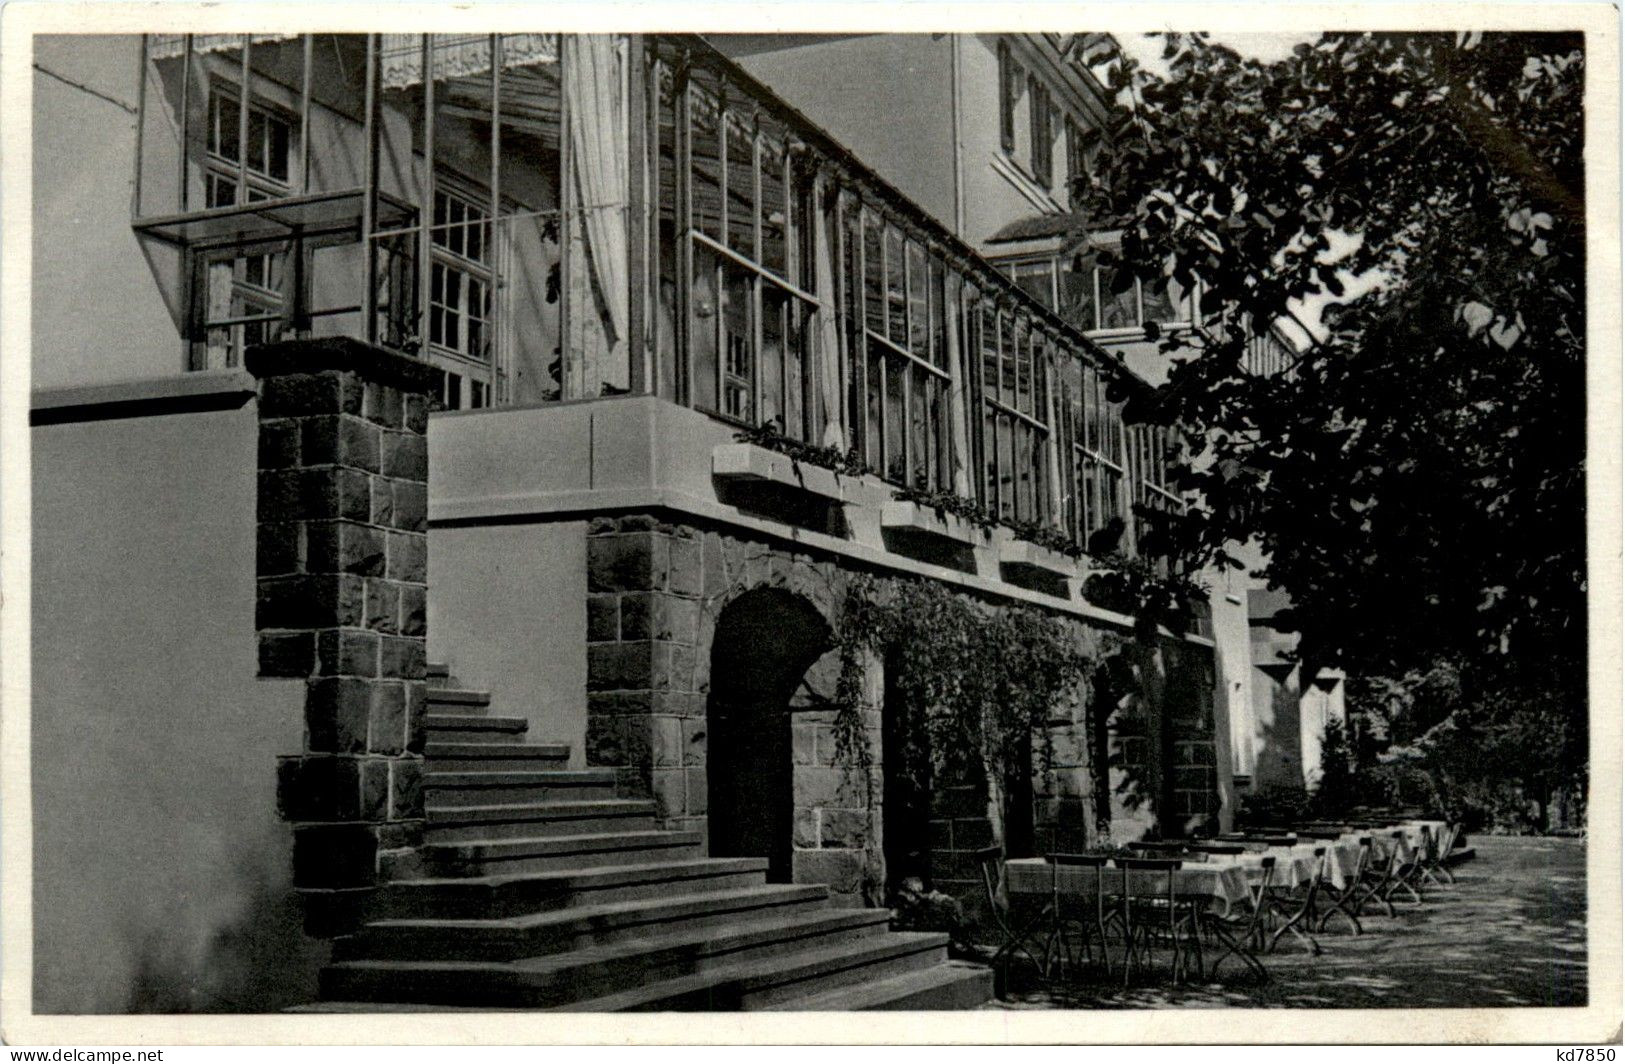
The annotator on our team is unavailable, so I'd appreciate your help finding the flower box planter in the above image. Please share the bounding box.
[710,442,850,503]
[996,534,1081,581]
[879,500,983,547]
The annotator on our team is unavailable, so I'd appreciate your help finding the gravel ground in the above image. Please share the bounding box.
[984,835,1587,1010]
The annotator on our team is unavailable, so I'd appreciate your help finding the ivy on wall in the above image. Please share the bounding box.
[827,573,1110,832]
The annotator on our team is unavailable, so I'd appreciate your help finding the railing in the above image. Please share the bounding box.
[131,31,1181,563]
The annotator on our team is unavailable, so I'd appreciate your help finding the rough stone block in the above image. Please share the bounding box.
[380,430,428,481]
[259,418,301,469]
[301,414,382,473]
[364,579,402,635]
[652,641,695,693]
[586,642,653,691]
[588,534,654,593]
[315,628,380,678]
[792,723,817,766]
[794,848,865,895]
[650,768,686,819]
[368,477,396,528]
[398,584,426,638]
[389,758,424,821]
[260,371,345,418]
[405,682,428,754]
[363,380,404,429]
[258,573,367,630]
[619,592,652,640]
[584,715,624,767]
[587,595,619,642]
[385,530,427,584]
[306,520,386,577]
[667,538,703,597]
[259,630,315,678]
[819,808,872,849]
[393,480,427,530]
[655,595,700,645]
[379,634,426,680]
[305,676,375,753]
[684,768,707,815]
[794,808,819,849]
[257,522,303,577]
[680,718,706,765]
[369,681,408,755]
[701,533,728,598]
[277,754,364,822]
[651,715,683,768]
[403,393,430,434]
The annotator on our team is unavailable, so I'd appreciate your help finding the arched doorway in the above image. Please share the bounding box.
[706,587,831,883]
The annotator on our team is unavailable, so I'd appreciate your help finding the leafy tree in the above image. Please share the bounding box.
[1075,32,1587,820]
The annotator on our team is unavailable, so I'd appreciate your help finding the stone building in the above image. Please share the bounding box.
[29,31,1282,1013]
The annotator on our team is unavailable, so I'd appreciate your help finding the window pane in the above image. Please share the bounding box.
[247,107,267,174]
[691,243,720,410]
[931,376,950,490]
[1014,319,1034,418]
[863,213,885,336]
[1059,258,1095,332]
[721,264,753,420]
[785,298,808,440]
[725,113,756,259]
[998,412,1016,520]
[866,345,884,471]
[885,227,907,348]
[1084,364,1101,453]
[268,113,290,182]
[1001,315,1019,409]
[761,287,784,431]
[930,259,948,369]
[906,241,929,357]
[884,354,906,483]
[760,137,787,278]
[213,96,239,161]
[983,408,998,513]
[1099,265,1138,329]
[909,366,928,488]
[690,86,722,241]
[1031,334,1049,424]
[1141,279,1178,324]
[1012,261,1055,311]
[980,303,1000,397]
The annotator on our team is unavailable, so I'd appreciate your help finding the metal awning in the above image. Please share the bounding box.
[132,188,415,249]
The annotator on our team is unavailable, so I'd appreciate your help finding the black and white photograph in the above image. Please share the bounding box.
[2,1,1618,1046]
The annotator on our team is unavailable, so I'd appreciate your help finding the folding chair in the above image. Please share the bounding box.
[973,845,1056,997]
[1202,855,1274,982]
[1311,835,1367,935]
[1113,857,1205,987]
[1382,829,1427,906]
[1419,821,1460,887]
[1045,853,1123,980]
[1345,834,1399,919]
[1262,846,1324,956]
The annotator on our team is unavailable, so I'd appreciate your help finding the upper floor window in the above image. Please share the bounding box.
[1065,116,1088,195]
[1029,78,1054,190]
[999,41,1023,155]
[204,88,292,207]
[993,253,1191,335]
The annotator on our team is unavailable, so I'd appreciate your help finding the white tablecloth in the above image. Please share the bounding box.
[1006,857,1253,915]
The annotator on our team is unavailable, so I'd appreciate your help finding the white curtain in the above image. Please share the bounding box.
[812,177,845,451]
[944,274,973,496]
[565,34,629,394]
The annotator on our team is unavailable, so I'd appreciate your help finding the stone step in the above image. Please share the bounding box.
[424,742,569,772]
[420,830,705,876]
[424,800,658,843]
[426,688,492,717]
[319,907,894,1009]
[552,928,949,1012]
[426,662,450,679]
[765,960,994,1011]
[425,715,528,739]
[424,769,618,806]
[370,857,772,921]
[336,883,831,962]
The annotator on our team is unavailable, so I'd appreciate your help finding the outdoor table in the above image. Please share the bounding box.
[1006,856,1253,917]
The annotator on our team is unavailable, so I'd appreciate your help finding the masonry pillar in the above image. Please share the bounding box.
[247,337,442,925]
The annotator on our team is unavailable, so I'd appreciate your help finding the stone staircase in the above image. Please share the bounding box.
[306,664,993,1012]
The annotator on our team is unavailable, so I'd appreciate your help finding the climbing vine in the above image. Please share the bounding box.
[828,574,1100,825]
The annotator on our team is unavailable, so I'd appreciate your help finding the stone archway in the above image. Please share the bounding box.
[706,586,832,883]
